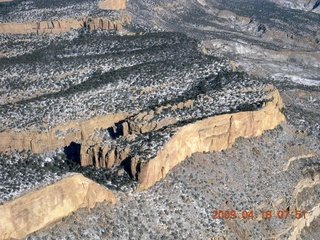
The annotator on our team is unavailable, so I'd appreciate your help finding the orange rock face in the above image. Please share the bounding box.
[0,174,117,240]
[99,0,127,10]
[136,89,285,190]
[0,16,130,35]
[0,113,129,153]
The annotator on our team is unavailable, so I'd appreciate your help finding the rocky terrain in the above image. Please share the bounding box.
[0,174,117,240]
[127,0,320,86]
[0,28,285,199]
[27,123,320,240]
[0,0,319,239]
[271,0,320,13]
[0,0,129,34]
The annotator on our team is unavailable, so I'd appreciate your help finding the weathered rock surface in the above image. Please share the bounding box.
[77,87,285,191]
[137,89,285,190]
[99,0,127,10]
[1,0,319,238]
[0,17,128,34]
[0,113,128,153]
[0,174,117,240]
[27,120,320,239]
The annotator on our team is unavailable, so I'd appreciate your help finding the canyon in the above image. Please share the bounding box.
[0,86,285,239]
[0,0,319,239]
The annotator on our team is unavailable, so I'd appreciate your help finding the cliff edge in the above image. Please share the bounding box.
[137,89,285,190]
[0,174,117,240]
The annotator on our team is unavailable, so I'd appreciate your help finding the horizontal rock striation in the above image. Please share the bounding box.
[79,86,285,191]
[0,31,284,192]
[128,0,320,85]
[136,89,285,190]
[0,113,128,153]
[0,16,129,34]
[0,174,117,240]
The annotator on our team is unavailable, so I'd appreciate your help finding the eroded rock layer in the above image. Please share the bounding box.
[99,0,127,10]
[0,0,130,35]
[0,174,117,240]
[0,113,128,153]
[0,31,286,192]
[137,89,285,190]
[0,17,128,34]
[127,0,320,85]
[78,88,285,190]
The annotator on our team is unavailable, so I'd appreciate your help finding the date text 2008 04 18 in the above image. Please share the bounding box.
[212,210,306,220]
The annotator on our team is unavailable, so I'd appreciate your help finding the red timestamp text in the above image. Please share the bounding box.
[212,210,307,220]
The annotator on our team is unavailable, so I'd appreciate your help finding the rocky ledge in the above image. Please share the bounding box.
[0,16,129,34]
[0,31,286,192]
[0,174,117,240]
[0,0,130,35]
[0,30,287,239]
[80,86,285,191]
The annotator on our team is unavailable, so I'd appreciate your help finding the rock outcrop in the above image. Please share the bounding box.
[76,88,285,191]
[136,89,285,190]
[0,113,128,153]
[99,0,127,10]
[0,17,129,35]
[0,174,117,240]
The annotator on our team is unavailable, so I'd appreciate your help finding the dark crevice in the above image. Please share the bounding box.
[121,156,133,179]
[107,120,126,139]
[63,142,81,165]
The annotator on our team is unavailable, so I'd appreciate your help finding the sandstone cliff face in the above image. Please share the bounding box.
[0,16,129,35]
[99,0,127,10]
[0,174,117,240]
[0,113,128,154]
[76,88,285,191]
[137,89,285,190]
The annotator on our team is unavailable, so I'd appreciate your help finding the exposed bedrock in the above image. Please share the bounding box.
[0,113,129,153]
[216,9,320,49]
[0,16,130,34]
[0,174,117,240]
[78,88,285,191]
[203,39,320,83]
[99,0,127,10]
[136,89,285,190]
[288,172,320,239]
[0,18,129,34]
